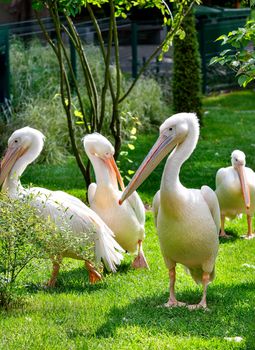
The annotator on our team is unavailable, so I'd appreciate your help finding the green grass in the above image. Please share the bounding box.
[1,90,255,349]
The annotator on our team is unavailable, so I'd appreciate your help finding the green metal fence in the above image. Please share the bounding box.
[0,28,10,104]
[196,6,251,93]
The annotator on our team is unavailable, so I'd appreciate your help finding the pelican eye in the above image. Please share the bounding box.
[14,139,18,143]
[169,127,173,131]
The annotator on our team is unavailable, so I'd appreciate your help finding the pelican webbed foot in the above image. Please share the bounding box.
[46,257,62,288]
[164,299,186,308]
[187,271,210,310]
[85,261,102,284]
[132,240,149,269]
[132,252,149,269]
[187,302,208,311]
[242,233,255,240]
[219,231,232,239]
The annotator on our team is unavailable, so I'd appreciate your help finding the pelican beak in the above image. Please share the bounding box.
[236,164,250,210]
[0,142,27,187]
[104,156,125,191]
[119,133,176,204]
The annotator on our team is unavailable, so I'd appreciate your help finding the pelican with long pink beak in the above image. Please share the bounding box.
[83,133,148,269]
[215,150,255,239]
[120,113,220,309]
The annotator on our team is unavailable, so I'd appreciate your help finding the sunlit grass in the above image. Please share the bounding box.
[1,90,255,349]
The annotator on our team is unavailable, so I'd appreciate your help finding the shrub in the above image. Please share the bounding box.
[10,39,60,107]
[2,39,168,163]
[210,20,255,88]
[172,8,203,121]
[0,192,94,309]
[0,193,49,308]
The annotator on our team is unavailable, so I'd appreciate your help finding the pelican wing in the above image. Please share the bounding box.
[28,188,123,272]
[88,183,97,206]
[54,190,86,209]
[201,185,220,233]
[215,168,228,189]
[126,190,145,226]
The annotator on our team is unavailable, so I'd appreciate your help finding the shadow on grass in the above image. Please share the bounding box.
[23,259,133,296]
[95,281,255,347]
[50,266,109,293]
[218,228,240,244]
[25,266,108,294]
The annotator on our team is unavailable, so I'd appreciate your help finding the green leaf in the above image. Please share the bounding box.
[209,56,224,66]
[128,144,135,150]
[238,75,248,86]
[74,110,83,118]
[243,76,254,88]
[220,49,232,56]
[215,34,227,42]
[120,151,128,157]
[130,127,137,135]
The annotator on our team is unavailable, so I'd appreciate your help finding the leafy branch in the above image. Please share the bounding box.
[210,20,255,88]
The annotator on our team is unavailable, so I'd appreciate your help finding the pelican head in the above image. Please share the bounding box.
[231,150,246,168]
[83,133,124,190]
[231,150,250,210]
[0,126,45,187]
[120,113,199,204]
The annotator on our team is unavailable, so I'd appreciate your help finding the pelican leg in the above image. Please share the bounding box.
[219,215,231,238]
[165,266,185,307]
[132,240,149,269]
[85,260,102,284]
[47,256,62,287]
[188,272,210,310]
[245,215,255,239]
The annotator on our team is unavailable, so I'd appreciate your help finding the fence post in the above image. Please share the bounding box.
[0,28,10,104]
[131,22,138,78]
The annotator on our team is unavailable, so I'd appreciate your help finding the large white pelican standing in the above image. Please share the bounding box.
[120,113,220,309]
[0,127,123,286]
[83,133,148,268]
[215,150,255,239]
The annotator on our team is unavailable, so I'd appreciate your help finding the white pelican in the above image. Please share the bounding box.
[120,113,220,309]
[83,133,148,269]
[0,127,123,286]
[215,150,255,239]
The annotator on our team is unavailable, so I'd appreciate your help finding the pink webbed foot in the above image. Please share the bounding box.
[88,269,102,284]
[219,231,232,239]
[187,302,208,311]
[85,261,102,284]
[164,299,186,308]
[132,251,149,269]
[132,240,149,269]
[242,233,255,240]
[46,259,61,288]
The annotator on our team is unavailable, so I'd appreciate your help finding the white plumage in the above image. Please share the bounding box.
[83,133,148,268]
[215,150,255,239]
[120,113,220,309]
[0,127,123,286]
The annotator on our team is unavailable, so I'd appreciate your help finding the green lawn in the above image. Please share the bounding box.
[1,90,255,349]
